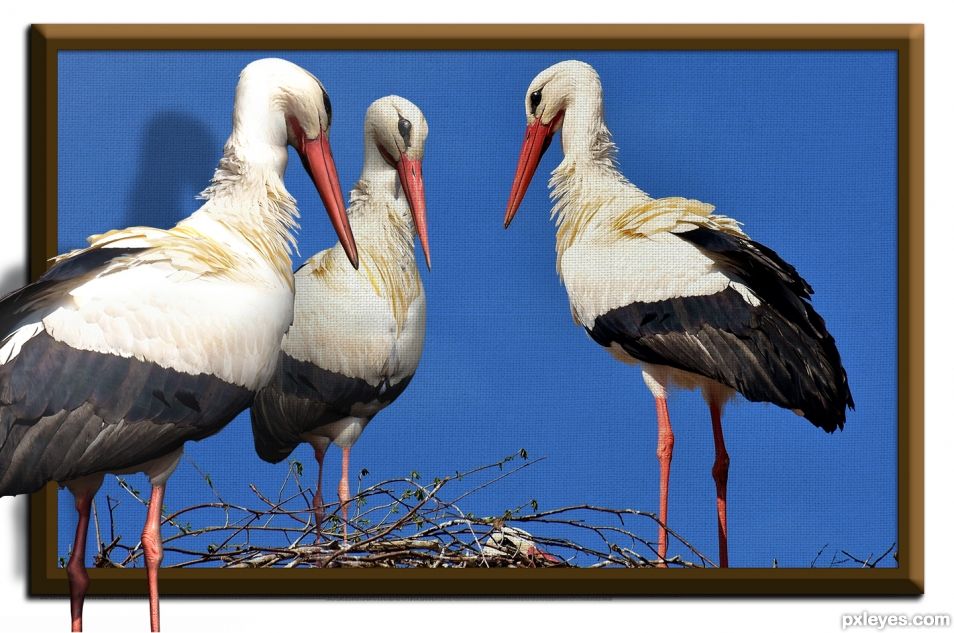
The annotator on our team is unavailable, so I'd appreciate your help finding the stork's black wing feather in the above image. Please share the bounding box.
[587,227,854,432]
[251,352,413,463]
[0,248,252,496]
[0,331,252,496]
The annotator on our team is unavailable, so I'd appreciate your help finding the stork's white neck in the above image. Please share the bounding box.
[549,91,633,223]
[208,81,293,190]
[229,74,291,162]
[548,87,650,274]
[549,84,636,218]
[183,95,299,285]
[318,142,420,333]
[557,85,618,168]
[358,139,405,202]
[348,150,415,262]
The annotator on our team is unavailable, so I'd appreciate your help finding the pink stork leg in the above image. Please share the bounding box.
[142,484,166,632]
[67,490,93,632]
[655,397,674,567]
[708,399,730,567]
[312,446,326,539]
[337,447,351,541]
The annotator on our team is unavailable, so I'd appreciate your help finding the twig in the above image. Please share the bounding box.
[838,542,896,568]
[91,497,104,561]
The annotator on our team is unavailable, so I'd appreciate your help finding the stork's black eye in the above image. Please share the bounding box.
[398,116,412,148]
[321,89,332,126]
[529,89,542,115]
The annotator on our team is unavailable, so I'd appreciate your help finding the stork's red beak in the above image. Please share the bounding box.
[504,112,563,228]
[396,154,431,270]
[300,132,360,269]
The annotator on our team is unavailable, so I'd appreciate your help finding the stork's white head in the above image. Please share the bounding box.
[366,95,429,163]
[365,96,432,269]
[234,58,334,145]
[505,60,604,227]
[232,58,358,268]
[522,60,601,127]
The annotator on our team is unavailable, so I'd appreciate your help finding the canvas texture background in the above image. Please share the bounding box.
[55,50,897,568]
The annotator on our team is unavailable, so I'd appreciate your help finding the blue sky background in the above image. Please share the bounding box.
[56,50,897,568]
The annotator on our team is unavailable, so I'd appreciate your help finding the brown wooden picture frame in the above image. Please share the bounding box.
[27,23,924,596]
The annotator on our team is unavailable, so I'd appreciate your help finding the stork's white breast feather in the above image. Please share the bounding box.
[282,251,424,385]
[40,234,293,391]
[561,232,734,328]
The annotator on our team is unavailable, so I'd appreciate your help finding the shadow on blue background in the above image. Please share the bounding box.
[54,50,897,569]
[122,111,219,231]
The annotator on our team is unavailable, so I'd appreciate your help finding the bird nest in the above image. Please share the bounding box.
[77,450,894,570]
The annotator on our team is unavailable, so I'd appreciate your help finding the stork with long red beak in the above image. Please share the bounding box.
[504,60,853,567]
[0,58,357,631]
[251,96,430,539]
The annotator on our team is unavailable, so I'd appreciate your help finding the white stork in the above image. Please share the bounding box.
[251,96,429,540]
[503,60,853,568]
[0,58,358,631]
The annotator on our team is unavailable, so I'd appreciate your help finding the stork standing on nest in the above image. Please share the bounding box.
[0,58,358,631]
[503,60,853,568]
[251,96,430,540]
